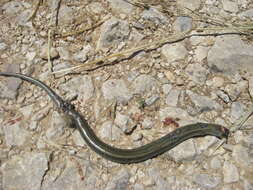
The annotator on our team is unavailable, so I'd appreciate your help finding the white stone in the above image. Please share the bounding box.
[223,161,239,183]
[222,0,238,13]
[161,43,188,63]
[165,89,180,106]
[177,0,201,11]
[194,46,209,62]
[108,0,133,14]
[102,79,132,104]
[3,122,28,147]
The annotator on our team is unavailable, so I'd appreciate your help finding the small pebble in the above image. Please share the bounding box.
[141,117,153,129]
[164,71,176,82]
[176,78,184,86]
[132,133,143,141]
[223,161,239,183]
[212,77,224,87]
[40,45,59,60]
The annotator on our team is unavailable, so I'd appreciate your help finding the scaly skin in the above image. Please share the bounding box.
[0,72,229,164]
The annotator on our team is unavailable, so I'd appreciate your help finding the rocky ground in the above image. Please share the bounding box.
[0,0,253,189]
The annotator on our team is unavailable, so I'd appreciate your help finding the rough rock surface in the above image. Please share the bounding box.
[1,152,48,190]
[97,18,130,50]
[207,36,253,75]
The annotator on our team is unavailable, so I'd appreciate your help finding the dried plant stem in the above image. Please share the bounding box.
[52,30,252,74]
